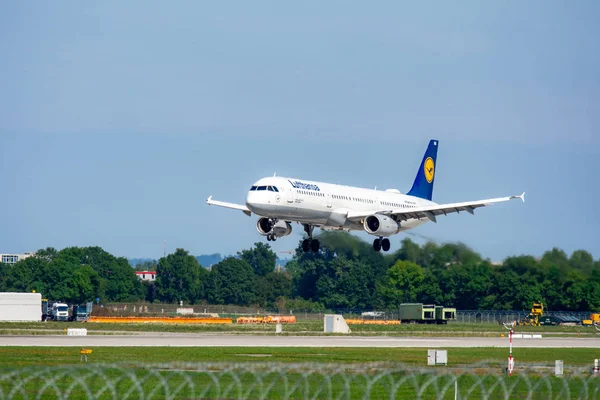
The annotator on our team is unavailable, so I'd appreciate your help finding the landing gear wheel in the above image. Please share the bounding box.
[381,238,390,252]
[373,238,381,252]
[266,234,273,241]
[302,224,318,253]
[302,239,310,252]
[310,239,320,253]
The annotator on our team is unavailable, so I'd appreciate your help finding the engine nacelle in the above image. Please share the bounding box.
[364,214,400,236]
[256,218,292,238]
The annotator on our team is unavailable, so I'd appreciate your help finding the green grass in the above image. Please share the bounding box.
[0,321,597,336]
[0,346,598,368]
[3,366,594,400]
[1,348,599,399]
[1,347,599,399]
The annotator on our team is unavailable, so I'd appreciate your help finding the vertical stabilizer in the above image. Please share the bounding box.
[407,140,439,201]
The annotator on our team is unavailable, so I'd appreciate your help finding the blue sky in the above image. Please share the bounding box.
[1,1,599,262]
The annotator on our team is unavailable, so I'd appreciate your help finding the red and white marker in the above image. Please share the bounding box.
[508,329,514,376]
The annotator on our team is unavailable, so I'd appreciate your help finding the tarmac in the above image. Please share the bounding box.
[1,334,599,348]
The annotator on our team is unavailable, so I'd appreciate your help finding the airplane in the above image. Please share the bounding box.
[206,139,525,252]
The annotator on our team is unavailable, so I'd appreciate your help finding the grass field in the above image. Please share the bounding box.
[1,347,599,399]
[2,362,596,400]
[0,346,598,367]
[0,320,597,336]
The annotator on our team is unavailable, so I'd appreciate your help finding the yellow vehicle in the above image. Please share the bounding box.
[519,303,544,326]
[582,313,599,326]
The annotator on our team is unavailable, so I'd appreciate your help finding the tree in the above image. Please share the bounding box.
[286,257,328,301]
[0,234,597,311]
[35,247,58,262]
[379,260,424,307]
[418,268,444,305]
[393,238,421,264]
[55,246,144,302]
[205,258,256,305]
[0,256,48,293]
[103,257,145,302]
[569,250,594,275]
[156,248,207,304]
[43,257,77,302]
[444,262,493,309]
[252,270,293,307]
[238,242,277,276]
[314,257,377,309]
[68,265,101,304]
[265,271,293,304]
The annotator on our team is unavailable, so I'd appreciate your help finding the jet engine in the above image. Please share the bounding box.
[256,218,292,238]
[364,214,400,236]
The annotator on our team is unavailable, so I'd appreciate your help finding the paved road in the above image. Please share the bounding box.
[1,334,599,348]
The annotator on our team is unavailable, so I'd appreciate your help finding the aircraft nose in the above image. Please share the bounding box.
[246,191,258,211]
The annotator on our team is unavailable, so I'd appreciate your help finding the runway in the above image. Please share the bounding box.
[1,334,599,348]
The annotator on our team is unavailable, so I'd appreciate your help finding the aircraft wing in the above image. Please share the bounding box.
[206,196,252,216]
[347,192,525,223]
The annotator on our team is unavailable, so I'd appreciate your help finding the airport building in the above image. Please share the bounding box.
[0,253,35,264]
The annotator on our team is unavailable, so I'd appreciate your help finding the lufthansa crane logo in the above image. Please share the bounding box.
[424,157,435,183]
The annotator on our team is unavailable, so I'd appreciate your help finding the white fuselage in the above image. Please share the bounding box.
[245,176,435,233]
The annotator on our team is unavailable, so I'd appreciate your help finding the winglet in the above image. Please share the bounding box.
[510,192,526,203]
[206,195,213,203]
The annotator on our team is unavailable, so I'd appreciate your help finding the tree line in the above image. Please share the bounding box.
[1,232,598,312]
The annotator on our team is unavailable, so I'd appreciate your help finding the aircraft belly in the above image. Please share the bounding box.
[398,219,427,231]
[254,203,329,225]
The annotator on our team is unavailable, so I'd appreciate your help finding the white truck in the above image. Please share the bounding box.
[50,302,70,321]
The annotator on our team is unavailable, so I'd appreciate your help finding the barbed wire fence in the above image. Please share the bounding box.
[1,361,598,399]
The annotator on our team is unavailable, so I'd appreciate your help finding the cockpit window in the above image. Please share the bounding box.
[273,186,279,192]
[257,186,267,191]
[250,186,257,191]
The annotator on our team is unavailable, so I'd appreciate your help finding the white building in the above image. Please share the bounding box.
[0,253,34,264]
[135,271,156,282]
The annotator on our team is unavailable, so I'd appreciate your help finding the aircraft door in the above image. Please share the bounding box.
[287,187,296,203]
[326,193,332,208]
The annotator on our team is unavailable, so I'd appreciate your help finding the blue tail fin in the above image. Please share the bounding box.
[407,139,439,201]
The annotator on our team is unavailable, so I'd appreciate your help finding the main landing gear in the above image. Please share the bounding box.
[266,234,276,241]
[373,237,391,252]
[301,224,320,253]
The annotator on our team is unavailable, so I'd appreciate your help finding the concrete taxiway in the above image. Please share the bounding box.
[1,334,599,348]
